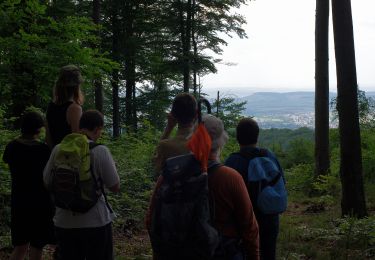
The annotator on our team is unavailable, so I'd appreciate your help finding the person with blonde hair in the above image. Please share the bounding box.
[46,65,84,147]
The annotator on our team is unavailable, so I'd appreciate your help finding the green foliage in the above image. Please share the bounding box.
[331,89,375,128]
[100,123,159,229]
[312,174,341,197]
[212,96,247,130]
[284,164,315,198]
[0,0,115,121]
[258,127,314,151]
[283,138,314,169]
[0,128,17,248]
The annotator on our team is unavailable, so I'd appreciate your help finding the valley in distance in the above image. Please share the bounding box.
[206,89,375,129]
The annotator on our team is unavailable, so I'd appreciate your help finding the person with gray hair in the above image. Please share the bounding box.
[202,114,260,260]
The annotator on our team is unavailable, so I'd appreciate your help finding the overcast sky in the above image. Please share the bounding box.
[201,0,375,97]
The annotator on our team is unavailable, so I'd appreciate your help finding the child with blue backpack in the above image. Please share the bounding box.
[225,118,287,260]
[3,111,55,260]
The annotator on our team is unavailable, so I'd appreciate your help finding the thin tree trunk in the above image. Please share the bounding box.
[179,0,191,92]
[331,0,367,217]
[192,0,197,95]
[93,0,103,112]
[112,70,120,137]
[314,0,330,176]
[132,84,137,131]
[111,0,120,138]
[124,2,134,131]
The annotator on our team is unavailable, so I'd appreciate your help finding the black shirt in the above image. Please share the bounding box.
[3,138,52,210]
[46,101,73,147]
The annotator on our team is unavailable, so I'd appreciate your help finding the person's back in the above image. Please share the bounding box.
[147,113,260,260]
[152,93,197,174]
[44,110,120,260]
[46,101,73,146]
[208,164,259,260]
[225,118,284,260]
[3,111,55,260]
[46,65,84,147]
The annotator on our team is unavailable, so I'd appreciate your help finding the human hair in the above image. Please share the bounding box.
[202,114,228,153]
[20,111,45,135]
[53,65,84,105]
[236,117,259,145]
[79,110,104,131]
[171,93,197,125]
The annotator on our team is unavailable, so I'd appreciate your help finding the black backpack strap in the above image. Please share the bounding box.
[89,143,113,214]
[207,160,222,175]
[239,148,268,161]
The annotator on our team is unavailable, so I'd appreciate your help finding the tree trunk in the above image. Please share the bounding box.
[314,0,330,176]
[111,0,120,138]
[192,0,197,95]
[331,0,367,217]
[124,2,136,131]
[93,0,103,112]
[112,70,120,138]
[179,0,191,92]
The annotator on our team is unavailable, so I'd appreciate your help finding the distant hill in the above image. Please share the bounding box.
[240,91,375,116]
[237,91,375,129]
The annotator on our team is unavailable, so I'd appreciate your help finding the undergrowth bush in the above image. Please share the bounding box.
[101,122,159,230]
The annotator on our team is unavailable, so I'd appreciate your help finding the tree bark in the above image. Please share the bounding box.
[331,0,367,217]
[111,0,120,138]
[192,0,197,95]
[123,2,136,131]
[93,0,103,112]
[314,0,330,176]
[179,0,191,92]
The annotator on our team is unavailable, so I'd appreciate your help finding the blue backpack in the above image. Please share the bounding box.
[240,149,287,215]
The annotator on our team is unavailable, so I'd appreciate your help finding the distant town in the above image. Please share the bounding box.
[235,91,375,129]
[253,112,338,129]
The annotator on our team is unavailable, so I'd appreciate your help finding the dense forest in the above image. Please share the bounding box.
[0,0,374,259]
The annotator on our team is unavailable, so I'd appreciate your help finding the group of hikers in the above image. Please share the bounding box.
[3,65,287,260]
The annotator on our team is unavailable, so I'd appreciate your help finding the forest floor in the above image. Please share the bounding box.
[0,191,373,260]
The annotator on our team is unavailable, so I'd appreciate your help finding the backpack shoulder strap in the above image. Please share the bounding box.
[207,160,223,175]
[239,148,268,161]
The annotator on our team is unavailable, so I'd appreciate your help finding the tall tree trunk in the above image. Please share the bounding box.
[124,2,136,131]
[192,0,197,95]
[314,0,330,176]
[132,84,137,131]
[93,0,103,112]
[112,70,120,137]
[179,0,191,92]
[331,0,367,217]
[111,0,120,138]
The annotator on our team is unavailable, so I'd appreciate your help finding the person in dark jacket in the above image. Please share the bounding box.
[225,118,284,260]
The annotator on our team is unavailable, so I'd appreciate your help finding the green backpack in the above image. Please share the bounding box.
[51,133,101,213]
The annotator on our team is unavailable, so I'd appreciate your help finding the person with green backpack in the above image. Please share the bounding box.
[43,110,120,260]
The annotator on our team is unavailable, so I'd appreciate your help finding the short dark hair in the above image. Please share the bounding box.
[21,111,45,135]
[171,93,197,125]
[79,110,104,131]
[236,118,259,145]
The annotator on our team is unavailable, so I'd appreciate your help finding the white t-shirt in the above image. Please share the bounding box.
[43,142,120,228]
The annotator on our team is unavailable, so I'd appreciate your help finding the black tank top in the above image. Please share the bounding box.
[46,101,73,147]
